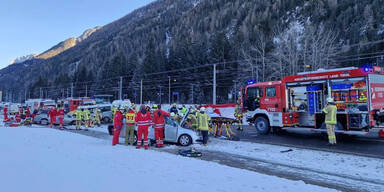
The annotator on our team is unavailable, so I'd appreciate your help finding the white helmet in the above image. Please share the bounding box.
[200,107,206,112]
[170,112,175,117]
[327,97,334,103]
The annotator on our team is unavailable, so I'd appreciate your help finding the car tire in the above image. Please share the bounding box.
[102,117,111,124]
[254,116,270,135]
[41,119,49,125]
[178,134,192,146]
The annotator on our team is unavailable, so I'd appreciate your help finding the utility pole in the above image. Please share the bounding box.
[24,89,27,102]
[213,64,217,105]
[159,86,162,104]
[191,84,194,104]
[85,85,88,97]
[168,76,171,104]
[67,88,69,98]
[71,83,74,98]
[40,88,42,98]
[119,76,123,100]
[234,81,237,103]
[140,79,143,104]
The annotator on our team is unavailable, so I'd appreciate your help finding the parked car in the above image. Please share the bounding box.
[98,104,112,124]
[33,109,75,126]
[32,109,50,125]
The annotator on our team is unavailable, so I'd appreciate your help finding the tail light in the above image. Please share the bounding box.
[379,129,384,139]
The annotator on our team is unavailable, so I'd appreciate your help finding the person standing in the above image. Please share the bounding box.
[153,105,170,147]
[169,103,178,114]
[322,97,337,146]
[135,105,152,149]
[58,107,65,130]
[83,108,90,131]
[234,99,243,131]
[93,108,102,127]
[74,108,83,130]
[125,107,136,146]
[112,107,124,146]
[48,107,57,128]
[25,107,31,119]
[197,107,210,146]
[3,105,8,121]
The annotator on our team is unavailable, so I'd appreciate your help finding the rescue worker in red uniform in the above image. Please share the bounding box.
[48,107,57,128]
[3,106,8,121]
[112,107,124,146]
[15,112,21,122]
[135,105,152,149]
[153,105,170,148]
[58,107,65,130]
[19,107,24,119]
[25,107,31,119]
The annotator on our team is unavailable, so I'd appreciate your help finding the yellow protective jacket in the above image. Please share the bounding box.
[322,104,337,125]
[83,109,90,120]
[74,110,82,121]
[197,113,210,131]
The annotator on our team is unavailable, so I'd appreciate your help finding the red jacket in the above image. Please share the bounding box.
[58,109,65,117]
[25,108,31,117]
[153,109,170,128]
[48,108,57,118]
[3,107,7,114]
[135,111,152,128]
[113,110,123,129]
[15,113,21,122]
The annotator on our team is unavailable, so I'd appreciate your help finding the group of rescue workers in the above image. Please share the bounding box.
[2,96,337,146]
[111,103,211,149]
[2,105,37,125]
[73,107,102,131]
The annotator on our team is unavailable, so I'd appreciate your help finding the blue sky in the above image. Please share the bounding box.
[0,0,155,69]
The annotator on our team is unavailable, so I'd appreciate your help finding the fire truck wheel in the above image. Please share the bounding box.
[254,116,270,135]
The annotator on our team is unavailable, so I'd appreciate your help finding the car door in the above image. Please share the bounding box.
[164,117,178,142]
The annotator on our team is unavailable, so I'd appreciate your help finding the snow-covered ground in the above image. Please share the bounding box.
[178,138,384,191]
[0,127,336,192]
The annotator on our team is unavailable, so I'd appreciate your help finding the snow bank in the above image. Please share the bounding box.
[0,127,335,192]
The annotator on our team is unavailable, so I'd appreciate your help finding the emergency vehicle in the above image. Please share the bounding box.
[61,97,96,113]
[241,66,384,138]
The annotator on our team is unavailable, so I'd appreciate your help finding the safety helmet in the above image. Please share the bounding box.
[170,112,175,117]
[200,107,206,112]
[119,106,125,110]
[153,104,158,108]
[173,103,176,107]
[178,105,182,109]
[327,97,334,103]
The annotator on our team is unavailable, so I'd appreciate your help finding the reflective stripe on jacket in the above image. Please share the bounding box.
[135,112,152,127]
[322,104,337,125]
[125,110,136,125]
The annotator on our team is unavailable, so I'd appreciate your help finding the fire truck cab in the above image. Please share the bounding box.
[242,66,384,138]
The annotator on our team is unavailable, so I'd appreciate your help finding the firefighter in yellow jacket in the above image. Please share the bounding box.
[74,109,82,130]
[322,97,337,145]
[197,107,211,146]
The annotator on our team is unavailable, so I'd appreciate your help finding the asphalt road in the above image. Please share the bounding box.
[231,125,384,159]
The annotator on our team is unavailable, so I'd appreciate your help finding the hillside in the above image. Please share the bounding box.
[1,0,383,103]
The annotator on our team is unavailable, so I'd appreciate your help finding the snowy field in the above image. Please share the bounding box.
[0,127,336,192]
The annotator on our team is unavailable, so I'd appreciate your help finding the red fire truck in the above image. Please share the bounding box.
[241,66,384,138]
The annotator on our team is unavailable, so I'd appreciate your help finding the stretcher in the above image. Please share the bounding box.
[208,114,240,141]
